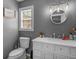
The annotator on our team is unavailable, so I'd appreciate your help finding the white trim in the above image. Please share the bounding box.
[19,5,34,31]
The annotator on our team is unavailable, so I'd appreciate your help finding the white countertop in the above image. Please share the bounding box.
[33,37,76,47]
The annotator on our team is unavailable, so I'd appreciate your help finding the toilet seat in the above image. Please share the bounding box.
[9,48,25,57]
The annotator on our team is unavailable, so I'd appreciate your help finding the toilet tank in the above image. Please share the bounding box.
[20,37,30,49]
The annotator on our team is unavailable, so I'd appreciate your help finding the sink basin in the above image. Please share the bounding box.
[39,37,62,40]
[33,37,76,47]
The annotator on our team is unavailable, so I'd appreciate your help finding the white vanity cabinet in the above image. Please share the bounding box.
[32,37,76,59]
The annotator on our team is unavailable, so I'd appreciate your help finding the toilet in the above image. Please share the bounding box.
[8,37,30,59]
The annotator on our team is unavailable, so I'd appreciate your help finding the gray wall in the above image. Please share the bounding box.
[19,0,76,38]
[3,0,18,59]
[19,0,76,52]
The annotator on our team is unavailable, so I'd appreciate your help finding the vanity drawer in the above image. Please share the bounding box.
[33,55,41,59]
[44,53,54,59]
[70,47,76,57]
[54,45,70,56]
[33,49,41,56]
[33,42,42,50]
[33,41,55,52]
[42,43,55,53]
[69,57,76,59]
[54,54,68,59]
[33,51,45,59]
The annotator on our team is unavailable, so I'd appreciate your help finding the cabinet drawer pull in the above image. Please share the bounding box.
[60,48,62,50]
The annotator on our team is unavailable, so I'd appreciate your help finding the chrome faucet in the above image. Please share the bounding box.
[52,33,55,38]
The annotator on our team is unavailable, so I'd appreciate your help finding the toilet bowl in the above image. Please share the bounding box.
[8,48,25,59]
[8,37,30,59]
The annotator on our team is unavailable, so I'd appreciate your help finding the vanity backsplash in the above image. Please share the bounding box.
[37,31,76,40]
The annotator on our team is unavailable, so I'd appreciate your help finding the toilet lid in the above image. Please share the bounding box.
[9,48,25,56]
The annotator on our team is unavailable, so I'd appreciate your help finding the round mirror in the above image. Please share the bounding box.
[50,10,67,24]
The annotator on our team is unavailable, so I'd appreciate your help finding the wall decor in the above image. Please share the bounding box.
[50,11,67,24]
[49,0,69,24]
[3,8,15,18]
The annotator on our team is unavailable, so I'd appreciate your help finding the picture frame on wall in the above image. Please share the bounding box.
[3,8,16,18]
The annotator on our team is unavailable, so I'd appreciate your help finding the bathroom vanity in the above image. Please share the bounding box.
[32,37,76,59]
